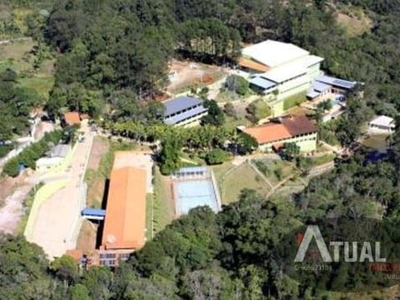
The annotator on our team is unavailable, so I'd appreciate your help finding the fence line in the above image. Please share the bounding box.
[210,170,222,211]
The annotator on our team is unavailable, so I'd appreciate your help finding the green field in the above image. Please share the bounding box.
[362,134,389,151]
[146,193,153,240]
[0,39,55,98]
[152,167,174,234]
[19,76,55,98]
[221,162,271,204]
[252,159,295,186]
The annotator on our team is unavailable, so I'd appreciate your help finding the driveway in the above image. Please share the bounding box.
[27,121,93,260]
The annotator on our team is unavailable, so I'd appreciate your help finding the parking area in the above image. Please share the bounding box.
[113,151,154,193]
[26,121,93,260]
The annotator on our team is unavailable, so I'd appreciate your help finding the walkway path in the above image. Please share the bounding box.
[27,121,93,260]
[247,159,273,189]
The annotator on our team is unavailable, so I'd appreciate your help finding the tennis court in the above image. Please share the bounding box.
[171,167,221,216]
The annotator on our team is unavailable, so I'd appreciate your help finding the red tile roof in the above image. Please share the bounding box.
[243,115,316,145]
[101,163,147,250]
[63,112,80,126]
[281,115,317,136]
[244,123,291,144]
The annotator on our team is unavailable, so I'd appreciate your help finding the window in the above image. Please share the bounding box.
[106,260,116,266]
[106,253,116,259]
[119,253,131,260]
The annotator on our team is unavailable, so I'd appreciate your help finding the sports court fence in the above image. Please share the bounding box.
[171,166,221,215]
[171,166,211,181]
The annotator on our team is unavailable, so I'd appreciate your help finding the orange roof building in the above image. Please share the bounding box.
[101,166,147,251]
[91,152,148,267]
[63,112,81,126]
[242,115,317,152]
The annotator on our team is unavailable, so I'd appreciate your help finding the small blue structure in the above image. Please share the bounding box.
[315,75,357,90]
[81,208,106,220]
[19,163,26,173]
[364,151,388,166]
[249,75,277,93]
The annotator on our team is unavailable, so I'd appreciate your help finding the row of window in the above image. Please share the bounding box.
[279,72,307,85]
[99,253,131,260]
[262,133,316,145]
[100,260,116,266]
[165,104,203,119]
[175,113,204,126]
[99,253,116,259]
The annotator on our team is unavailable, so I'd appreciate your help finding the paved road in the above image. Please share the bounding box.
[28,122,93,260]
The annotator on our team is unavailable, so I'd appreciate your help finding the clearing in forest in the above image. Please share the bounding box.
[167,59,226,94]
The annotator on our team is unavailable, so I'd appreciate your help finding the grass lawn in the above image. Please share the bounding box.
[252,159,295,186]
[362,134,389,151]
[336,5,372,37]
[221,162,271,204]
[146,193,154,240]
[309,154,336,166]
[0,39,34,62]
[286,105,311,117]
[283,92,307,110]
[0,39,55,98]
[19,76,55,99]
[211,162,234,187]
[153,167,174,234]
[224,115,252,130]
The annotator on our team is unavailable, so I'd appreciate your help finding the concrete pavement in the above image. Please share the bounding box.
[27,121,93,260]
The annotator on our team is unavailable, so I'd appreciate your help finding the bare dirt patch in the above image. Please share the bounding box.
[34,121,54,140]
[76,220,98,255]
[0,176,25,205]
[85,137,109,208]
[336,10,372,37]
[0,173,32,234]
[167,59,226,94]
[87,137,109,170]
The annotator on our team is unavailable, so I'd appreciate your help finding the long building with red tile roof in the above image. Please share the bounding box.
[93,153,148,267]
[241,115,318,152]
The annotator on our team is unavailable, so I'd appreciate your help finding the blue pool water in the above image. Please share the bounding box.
[173,180,219,215]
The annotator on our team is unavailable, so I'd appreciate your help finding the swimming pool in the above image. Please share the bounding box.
[173,179,220,215]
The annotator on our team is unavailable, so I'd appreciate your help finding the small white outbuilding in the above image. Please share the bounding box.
[368,116,395,134]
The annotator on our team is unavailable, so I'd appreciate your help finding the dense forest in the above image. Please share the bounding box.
[38,0,400,120]
[2,0,400,298]
[0,68,43,141]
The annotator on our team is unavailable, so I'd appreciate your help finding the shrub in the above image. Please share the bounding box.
[225,75,249,96]
[283,92,306,110]
[2,130,63,177]
[205,149,230,165]
[3,158,20,177]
